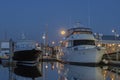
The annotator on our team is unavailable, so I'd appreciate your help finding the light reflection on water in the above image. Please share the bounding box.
[0,61,120,80]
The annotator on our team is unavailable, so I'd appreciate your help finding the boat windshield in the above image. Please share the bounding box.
[66,27,93,37]
[73,31,92,34]
[73,40,95,46]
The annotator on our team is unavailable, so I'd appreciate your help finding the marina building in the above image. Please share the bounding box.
[0,41,10,59]
[95,35,120,54]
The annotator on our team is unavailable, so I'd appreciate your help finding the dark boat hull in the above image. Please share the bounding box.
[0,58,1,64]
[13,49,42,61]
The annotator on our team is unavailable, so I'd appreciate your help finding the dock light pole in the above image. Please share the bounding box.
[112,29,117,40]
[112,29,119,61]
[52,41,55,46]
[60,30,66,41]
[52,41,55,50]
[60,30,66,36]
[42,33,46,56]
[60,30,66,39]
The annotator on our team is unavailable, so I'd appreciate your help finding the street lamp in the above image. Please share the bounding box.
[60,30,66,36]
[60,30,66,40]
[112,29,119,61]
[42,33,46,39]
[42,33,46,56]
[112,29,116,40]
[112,29,115,33]
[112,29,119,40]
[52,41,55,45]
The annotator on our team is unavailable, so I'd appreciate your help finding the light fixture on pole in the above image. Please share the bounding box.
[60,30,66,36]
[112,29,119,61]
[42,33,46,56]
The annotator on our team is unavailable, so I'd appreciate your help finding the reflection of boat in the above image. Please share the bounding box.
[13,40,42,61]
[102,66,120,80]
[61,27,105,63]
[14,64,42,79]
[63,64,104,80]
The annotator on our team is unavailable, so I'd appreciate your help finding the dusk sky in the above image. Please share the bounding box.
[0,0,120,44]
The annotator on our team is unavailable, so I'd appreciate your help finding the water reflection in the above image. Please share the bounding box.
[14,63,42,80]
[1,60,120,80]
[102,66,120,80]
[58,63,103,80]
[57,62,120,80]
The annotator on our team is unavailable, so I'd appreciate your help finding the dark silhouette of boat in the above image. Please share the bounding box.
[14,64,42,79]
[0,58,1,64]
[13,40,42,62]
[13,49,42,61]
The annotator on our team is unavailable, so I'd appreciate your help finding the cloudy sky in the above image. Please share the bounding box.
[0,0,120,44]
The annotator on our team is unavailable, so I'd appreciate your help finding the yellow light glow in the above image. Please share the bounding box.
[97,44,101,47]
[109,44,112,47]
[112,44,115,46]
[60,30,66,35]
[118,44,120,47]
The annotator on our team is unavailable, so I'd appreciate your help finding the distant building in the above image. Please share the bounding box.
[95,35,120,54]
[0,41,10,59]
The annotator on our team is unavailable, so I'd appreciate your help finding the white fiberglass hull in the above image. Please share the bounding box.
[62,47,104,63]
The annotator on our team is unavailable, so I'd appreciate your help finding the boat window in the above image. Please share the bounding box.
[66,41,72,47]
[65,41,68,47]
[61,41,72,47]
[73,40,95,46]
[66,31,92,37]
[73,31,92,35]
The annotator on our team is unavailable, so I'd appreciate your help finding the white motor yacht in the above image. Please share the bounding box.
[60,27,105,63]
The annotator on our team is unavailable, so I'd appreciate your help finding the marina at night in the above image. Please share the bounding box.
[1,0,120,80]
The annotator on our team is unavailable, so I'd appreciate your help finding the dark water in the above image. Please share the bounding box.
[0,61,120,80]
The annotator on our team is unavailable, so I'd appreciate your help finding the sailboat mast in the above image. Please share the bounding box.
[88,0,91,28]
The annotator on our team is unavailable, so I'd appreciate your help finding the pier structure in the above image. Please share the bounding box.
[95,35,120,54]
[95,34,120,62]
[0,40,11,59]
